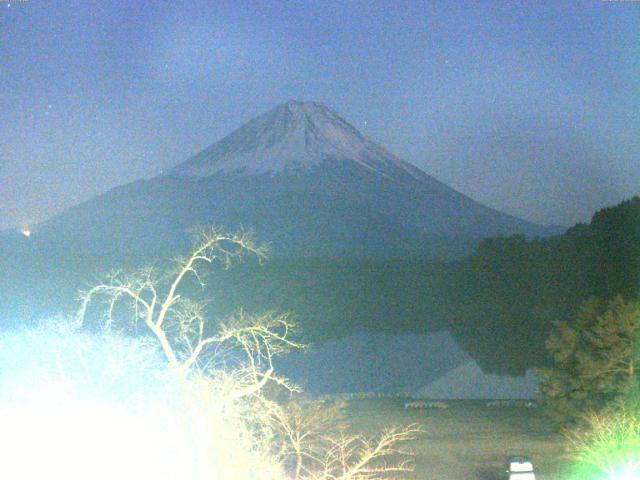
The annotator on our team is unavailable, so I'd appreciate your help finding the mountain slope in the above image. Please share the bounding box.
[28,100,550,262]
[1,100,557,328]
[172,100,421,178]
[168,100,548,246]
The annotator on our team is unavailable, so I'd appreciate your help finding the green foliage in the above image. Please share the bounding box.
[537,296,640,426]
[563,407,640,480]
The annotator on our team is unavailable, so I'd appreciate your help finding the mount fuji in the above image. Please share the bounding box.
[25,100,551,262]
[1,100,560,343]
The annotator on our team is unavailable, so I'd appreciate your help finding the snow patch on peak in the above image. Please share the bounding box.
[172,101,420,179]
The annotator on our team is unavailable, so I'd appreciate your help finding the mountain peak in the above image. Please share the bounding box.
[265,99,353,138]
[172,101,417,178]
[271,99,338,119]
[281,99,323,111]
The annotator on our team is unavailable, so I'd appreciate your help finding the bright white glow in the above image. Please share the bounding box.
[611,465,640,480]
[0,391,197,479]
[20,226,31,237]
[0,324,284,480]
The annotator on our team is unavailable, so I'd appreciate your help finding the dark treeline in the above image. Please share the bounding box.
[445,196,640,374]
[211,197,640,375]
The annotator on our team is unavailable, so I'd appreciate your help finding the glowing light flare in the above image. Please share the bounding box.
[20,226,31,237]
[0,326,285,480]
[0,388,199,480]
[609,464,640,480]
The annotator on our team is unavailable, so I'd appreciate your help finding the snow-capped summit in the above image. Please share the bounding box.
[172,100,419,178]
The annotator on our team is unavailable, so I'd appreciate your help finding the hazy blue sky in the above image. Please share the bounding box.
[1,0,638,230]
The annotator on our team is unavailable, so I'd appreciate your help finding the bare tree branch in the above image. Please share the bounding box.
[76,226,420,480]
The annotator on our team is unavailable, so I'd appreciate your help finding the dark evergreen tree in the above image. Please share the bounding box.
[537,296,640,425]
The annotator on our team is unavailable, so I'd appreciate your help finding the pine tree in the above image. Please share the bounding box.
[538,296,640,425]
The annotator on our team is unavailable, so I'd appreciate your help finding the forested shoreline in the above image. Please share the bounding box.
[446,196,639,373]
[195,197,639,375]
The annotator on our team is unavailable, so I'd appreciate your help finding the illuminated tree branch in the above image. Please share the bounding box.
[77,227,297,400]
[76,226,419,479]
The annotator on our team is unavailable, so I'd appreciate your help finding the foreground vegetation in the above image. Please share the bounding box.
[537,296,640,426]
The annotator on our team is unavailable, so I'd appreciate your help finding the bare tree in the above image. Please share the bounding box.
[262,397,421,480]
[312,424,421,480]
[263,398,348,478]
[77,227,421,479]
[78,227,301,401]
